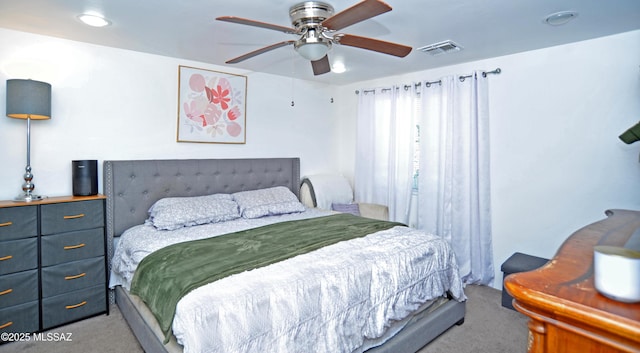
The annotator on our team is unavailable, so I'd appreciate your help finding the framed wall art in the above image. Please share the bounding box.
[177,65,247,144]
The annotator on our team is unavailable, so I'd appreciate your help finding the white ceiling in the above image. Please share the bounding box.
[0,0,639,85]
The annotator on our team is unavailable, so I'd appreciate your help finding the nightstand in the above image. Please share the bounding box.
[0,195,108,335]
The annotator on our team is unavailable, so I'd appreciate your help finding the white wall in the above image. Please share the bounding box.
[2,26,640,290]
[336,30,640,288]
[0,28,340,200]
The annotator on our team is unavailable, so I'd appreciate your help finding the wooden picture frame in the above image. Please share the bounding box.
[177,65,247,144]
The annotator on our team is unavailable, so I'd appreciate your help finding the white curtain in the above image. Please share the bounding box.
[354,72,494,286]
[354,85,417,224]
[417,72,494,285]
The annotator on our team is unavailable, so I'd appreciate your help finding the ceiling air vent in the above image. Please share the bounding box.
[417,40,462,56]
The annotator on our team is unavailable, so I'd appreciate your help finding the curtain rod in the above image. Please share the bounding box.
[356,67,501,94]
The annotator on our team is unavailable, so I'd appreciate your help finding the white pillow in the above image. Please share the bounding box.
[232,186,305,219]
[147,194,240,230]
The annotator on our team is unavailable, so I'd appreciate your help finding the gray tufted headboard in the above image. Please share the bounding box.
[103,158,300,239]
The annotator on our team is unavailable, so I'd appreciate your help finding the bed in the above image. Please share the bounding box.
[104,158,466,353]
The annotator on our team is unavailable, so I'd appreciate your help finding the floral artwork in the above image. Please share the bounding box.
[177,66,247,143]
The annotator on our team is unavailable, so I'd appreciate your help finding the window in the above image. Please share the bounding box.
[412,94,422,190]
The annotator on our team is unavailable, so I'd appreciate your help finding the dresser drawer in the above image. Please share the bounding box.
[41,228,105,266]
[0,300,39,334]
[42,284,106,329]
[41,200,104,235]
[0,238,37,276]
[41,257,105,297]
[0,269,38,309]
[0,206,37,241]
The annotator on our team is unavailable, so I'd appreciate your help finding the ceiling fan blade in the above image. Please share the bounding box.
[337,34,412,57]
[311,55,331,75]
[322,0,392,31]
[225,41,295,64]
[216,16,298,34]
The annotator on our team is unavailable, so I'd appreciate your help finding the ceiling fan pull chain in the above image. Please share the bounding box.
[290,60,296,107]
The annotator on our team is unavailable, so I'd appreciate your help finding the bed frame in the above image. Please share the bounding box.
[103,158,465,353]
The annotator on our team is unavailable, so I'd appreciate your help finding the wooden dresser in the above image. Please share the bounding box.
[0,195,108,336]
[505,209,640,353]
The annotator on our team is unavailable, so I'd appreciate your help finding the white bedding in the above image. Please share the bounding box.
[110,209,466,353]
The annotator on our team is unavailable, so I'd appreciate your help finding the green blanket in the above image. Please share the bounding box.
[129,213,403,342]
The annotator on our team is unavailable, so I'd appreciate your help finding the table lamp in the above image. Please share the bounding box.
[6,79,52,201]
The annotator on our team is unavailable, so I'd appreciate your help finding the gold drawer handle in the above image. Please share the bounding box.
[0,255,13,261]
[64,273,86,280]
[65,301,87,310]
[0,321,13,329]
[63,243,86,250]
[0,221,12,227]
[0,288,13,296]
[63,213,85,220]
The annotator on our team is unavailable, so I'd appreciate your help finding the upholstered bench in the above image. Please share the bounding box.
[501,252,549,310]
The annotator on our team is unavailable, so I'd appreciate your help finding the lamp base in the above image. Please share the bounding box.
[14,194,47,202]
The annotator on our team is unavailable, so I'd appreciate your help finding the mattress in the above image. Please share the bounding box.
[115,285,452,353]
[110,209,465,353]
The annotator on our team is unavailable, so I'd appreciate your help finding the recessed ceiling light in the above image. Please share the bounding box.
[78,14,111,27]
[544,11,578,26]
[332,62,346,74]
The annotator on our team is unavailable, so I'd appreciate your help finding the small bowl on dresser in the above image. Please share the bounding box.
[593,245,640,303]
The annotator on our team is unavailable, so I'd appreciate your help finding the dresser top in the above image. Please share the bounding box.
[0,195,106,209]
[505,209,640,344]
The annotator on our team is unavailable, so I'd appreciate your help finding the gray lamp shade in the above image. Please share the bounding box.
[6,79,52,120]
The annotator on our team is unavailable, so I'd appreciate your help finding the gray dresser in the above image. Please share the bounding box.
[0,195,108,335]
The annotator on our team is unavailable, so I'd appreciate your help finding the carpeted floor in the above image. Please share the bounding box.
[417,285,528,353]
[1,285,528,353]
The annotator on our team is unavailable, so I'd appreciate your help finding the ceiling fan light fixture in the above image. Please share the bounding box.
[295,41,330,61]
[295,28,331,61]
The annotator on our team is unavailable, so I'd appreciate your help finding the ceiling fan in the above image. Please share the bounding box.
[216,0,412,75]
